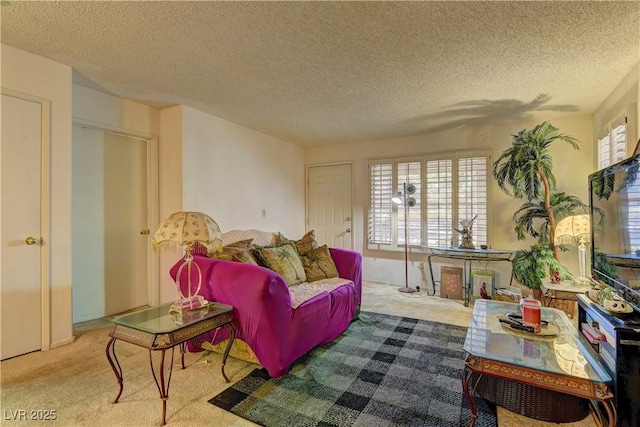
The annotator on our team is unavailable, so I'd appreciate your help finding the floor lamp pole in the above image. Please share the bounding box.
[399,183,416,293]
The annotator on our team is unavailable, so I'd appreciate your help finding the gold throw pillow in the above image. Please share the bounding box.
[301,245,339,282]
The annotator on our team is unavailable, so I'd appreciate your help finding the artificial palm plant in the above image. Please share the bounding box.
[493,122,590,290]
[511,244,572,291]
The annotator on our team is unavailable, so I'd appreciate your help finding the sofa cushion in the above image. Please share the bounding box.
[301,245,339,282]
[288,277,353,308]
[256,243,307,286]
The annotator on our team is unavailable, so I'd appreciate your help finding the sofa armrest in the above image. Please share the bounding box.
[170,257,295,376]
[329,247,362,306]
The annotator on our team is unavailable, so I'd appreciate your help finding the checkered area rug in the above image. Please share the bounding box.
[209,311,496,426]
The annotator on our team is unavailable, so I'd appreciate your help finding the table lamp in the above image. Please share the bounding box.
[554,214,591,284]
[152,211,223,312]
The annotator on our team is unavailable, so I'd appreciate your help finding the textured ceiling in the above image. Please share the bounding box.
[1,1,639,147]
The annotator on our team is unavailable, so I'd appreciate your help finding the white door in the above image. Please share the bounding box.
[72,127,149,322]
[0,93,45,359]
[307,164,353,249]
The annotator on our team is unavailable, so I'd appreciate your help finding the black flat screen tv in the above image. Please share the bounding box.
[589,153,640,311]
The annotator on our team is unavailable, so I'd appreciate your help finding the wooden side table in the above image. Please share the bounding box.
[541,281,590,318]
[105,302,235,426]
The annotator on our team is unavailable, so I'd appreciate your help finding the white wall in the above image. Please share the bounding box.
[181,106,306,235]
[158,105,306,302]
[306,115,595,292]
[1,44,73,347]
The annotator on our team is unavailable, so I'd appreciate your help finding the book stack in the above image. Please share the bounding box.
[493,286,522,302]
[581,322,605,344]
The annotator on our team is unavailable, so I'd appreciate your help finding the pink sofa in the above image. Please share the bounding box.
[169,232,362,377]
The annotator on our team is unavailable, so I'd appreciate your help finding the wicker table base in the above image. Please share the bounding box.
[476,376,590,423]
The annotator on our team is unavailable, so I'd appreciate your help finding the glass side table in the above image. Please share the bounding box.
[462,300,615,427]
[423,246,515,306]
[105,302,235,426]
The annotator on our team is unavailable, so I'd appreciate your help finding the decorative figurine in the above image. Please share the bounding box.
[550,271,562,284]
[455,215,478,249]
[480,282,491,299]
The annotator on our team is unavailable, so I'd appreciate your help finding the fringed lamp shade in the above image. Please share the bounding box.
[554,214,591,283]
[554,214,591,246]
[152,211,223,256]
[152,211,223,312]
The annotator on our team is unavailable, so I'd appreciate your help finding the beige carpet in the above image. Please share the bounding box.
[0,282,594,426]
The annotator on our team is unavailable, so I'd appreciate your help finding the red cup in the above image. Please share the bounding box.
[521,298,541,333]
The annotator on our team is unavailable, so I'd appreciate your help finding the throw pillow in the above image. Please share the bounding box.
[301,245,339,282]
[232,250,260,265]
[210,238,254,260]
[295,230,319,256]
[257,243,307,286]
[275,230,319,257]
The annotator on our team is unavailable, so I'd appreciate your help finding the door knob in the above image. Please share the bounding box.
[140,229,150,235]
[25,236,41,245]
[346,228,351,233]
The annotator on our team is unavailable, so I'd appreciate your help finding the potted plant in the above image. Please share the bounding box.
[493,122,589,294]
[511,244,573,293]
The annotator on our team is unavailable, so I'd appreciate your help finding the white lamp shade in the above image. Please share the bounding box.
[152,211,223,255]
[391,192,403,204]
[554,214,591,246]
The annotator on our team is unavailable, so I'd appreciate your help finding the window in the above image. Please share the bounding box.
[368,151,490,251]
[598,108,631,169]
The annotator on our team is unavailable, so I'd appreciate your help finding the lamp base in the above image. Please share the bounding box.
[169,295,208,314]
[398,286,417,294]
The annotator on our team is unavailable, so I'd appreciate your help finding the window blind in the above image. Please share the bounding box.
[599,109,629,168]
[425,159,453,247]
[458,156,488,247]
[368,151,489,251]
[369,161,393,244]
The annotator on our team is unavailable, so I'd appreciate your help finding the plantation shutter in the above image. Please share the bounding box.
[369,160,393,244]
[611,113,628,165]
[425,158,453,247]
[598,108,631,168]
[458,156,488,247]
[598,128,612,170]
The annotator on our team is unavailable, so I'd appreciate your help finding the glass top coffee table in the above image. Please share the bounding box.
[105,301,235,426]
[462,300,615,427]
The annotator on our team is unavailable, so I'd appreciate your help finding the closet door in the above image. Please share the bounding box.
[72,126,149,322]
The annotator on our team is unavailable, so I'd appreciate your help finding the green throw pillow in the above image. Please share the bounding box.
[275,230,319,257]
[257,243,307,286]
[302,245,339,282]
